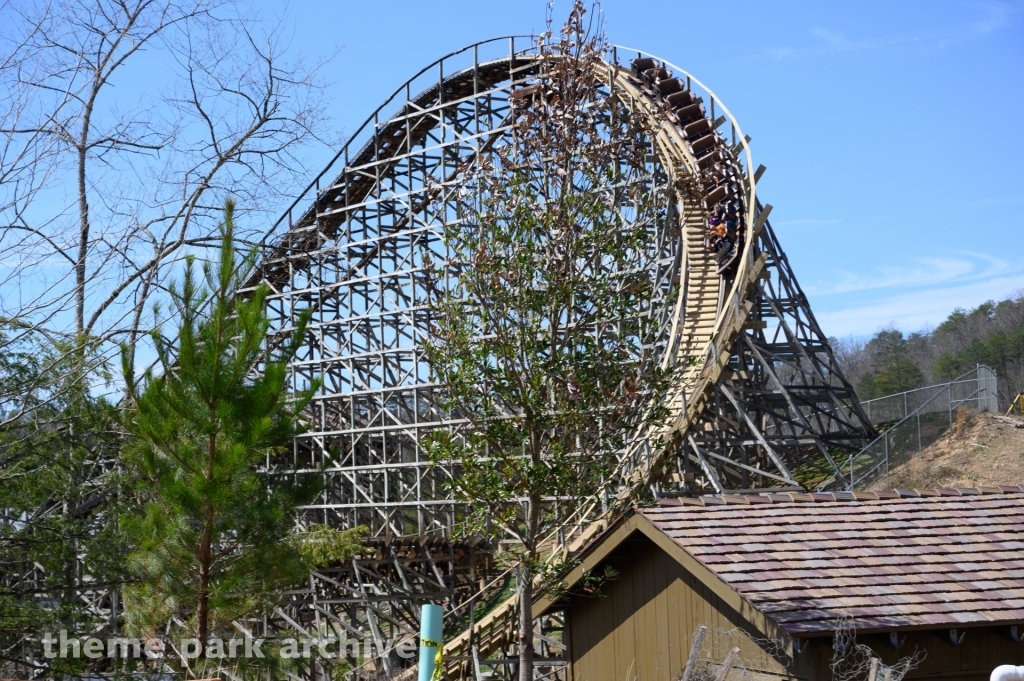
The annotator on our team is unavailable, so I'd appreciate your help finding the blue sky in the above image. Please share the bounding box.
[253,0,1023,338]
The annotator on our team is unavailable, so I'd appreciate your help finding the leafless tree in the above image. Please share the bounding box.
[831,335,871,391]
[0,0,336,415]
[0,6,335,670]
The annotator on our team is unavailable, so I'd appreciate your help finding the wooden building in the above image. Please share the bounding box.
[535,487,1024,681]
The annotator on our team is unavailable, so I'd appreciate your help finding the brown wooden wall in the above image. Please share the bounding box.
[563,530,1024,681]
[565,531,799,681]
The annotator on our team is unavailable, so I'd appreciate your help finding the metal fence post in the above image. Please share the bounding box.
[884,435,889,478]
[828,365,997,491]
[917,412,921,456]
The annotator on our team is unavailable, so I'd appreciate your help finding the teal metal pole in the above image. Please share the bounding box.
[419,604,444,681]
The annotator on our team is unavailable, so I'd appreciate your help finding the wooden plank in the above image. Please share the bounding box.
[634,514,795,653]
[618,569,632,679]
[635,548,652,681]
[663,552,682,676]
[750,204,773,239]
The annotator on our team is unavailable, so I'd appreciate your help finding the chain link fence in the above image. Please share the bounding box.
[821,366,997,491]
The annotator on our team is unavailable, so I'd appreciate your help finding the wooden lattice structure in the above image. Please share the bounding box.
[4,37,877,681]
[240,37,876,680]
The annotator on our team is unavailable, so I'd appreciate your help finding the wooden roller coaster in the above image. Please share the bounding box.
[0,29,886,681]
[239,36,877,680]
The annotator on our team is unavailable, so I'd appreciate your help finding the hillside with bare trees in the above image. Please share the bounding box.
[833,291,1024,410]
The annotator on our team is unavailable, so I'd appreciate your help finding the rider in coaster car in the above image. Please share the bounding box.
[715,201,744,269]
[703,166,723,186]
[706,205,732,256]
[725,207,739,239]
[706,206,722,237]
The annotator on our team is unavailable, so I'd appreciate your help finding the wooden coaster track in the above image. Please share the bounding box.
[238,38,876,679]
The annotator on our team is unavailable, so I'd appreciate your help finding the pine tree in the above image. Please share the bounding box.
[120,200,357,673]
[857,329,925,399]
[0,330,126,678]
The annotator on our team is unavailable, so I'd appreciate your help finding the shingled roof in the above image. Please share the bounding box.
[639,486,1024,636]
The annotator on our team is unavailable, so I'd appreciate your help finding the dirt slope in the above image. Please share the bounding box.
[871,410,1024,490]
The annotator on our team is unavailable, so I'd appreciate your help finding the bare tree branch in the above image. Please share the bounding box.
[0,0,336,360]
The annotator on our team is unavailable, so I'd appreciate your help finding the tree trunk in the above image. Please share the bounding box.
[76,82,98,337]
[518,563,534,681]
[518,482,541,681]
[196,436,216,661]
[75,138,90,336]
[197,535,210,661]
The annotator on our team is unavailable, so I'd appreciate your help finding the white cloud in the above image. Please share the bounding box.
[805,252,1014,296]
[744,3,1018,65]
[971,1,1016,33]
[808,28,867,51]
[812,274,1024,337]
[766,47,797,61]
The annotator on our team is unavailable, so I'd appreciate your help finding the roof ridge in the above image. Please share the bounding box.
[654,484,1024,507]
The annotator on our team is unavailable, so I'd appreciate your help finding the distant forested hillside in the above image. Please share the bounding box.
[832,291,1024,409]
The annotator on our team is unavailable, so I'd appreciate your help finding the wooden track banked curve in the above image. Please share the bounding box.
[438,49,769,678]
[243,37,818,678]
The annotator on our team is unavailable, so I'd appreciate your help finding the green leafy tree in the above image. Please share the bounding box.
[932,295,1024,408]
[0,329,127,677]
[934,349,968,381]
[936,326,1024,391]
[857,329,925,399]
[120,201,363,675]
[933,301,996,352]
[422,5,673,680]
[837,294,1024,409]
